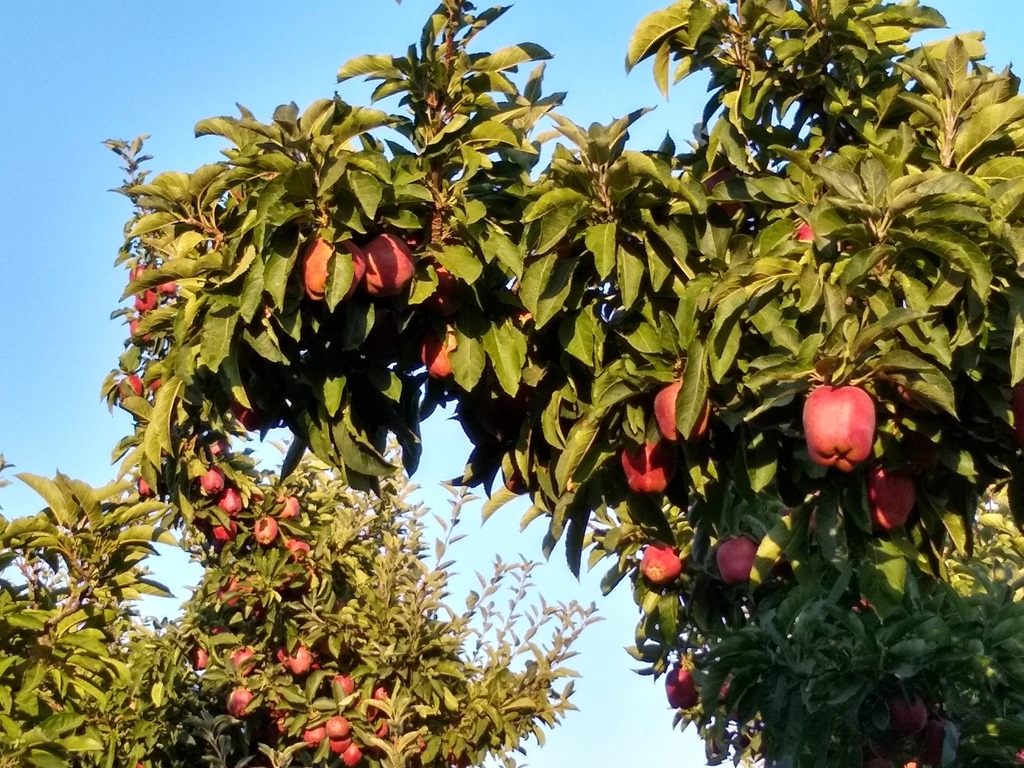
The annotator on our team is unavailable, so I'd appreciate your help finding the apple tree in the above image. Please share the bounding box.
[94,0,1024,766]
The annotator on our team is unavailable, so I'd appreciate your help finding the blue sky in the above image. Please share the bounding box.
[0,1,1020,766]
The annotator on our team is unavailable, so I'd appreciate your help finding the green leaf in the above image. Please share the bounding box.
[482,321,526,396]
[348,169,383,219]
[200,305,238,374]
[626,5,689,70]
[858,540,907,618]
[325,247,357,312]
[435,244,483,284]
[954,99,1024,170]
[555,416,602,492]
[585,222,617,280]
[750,514,793,587]
[15,474,67,523]
[472,43,552,73]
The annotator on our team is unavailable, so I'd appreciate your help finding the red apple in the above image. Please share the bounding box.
[121,374,144,398]
[361,233,415,296]
[231,401,264,431]
[137,477,154,498]
[229,647,256,675]
[134,290,158,312]
[303,726,327,747]
[421,331,454,379]
[334,675,356,697]
[665,665,699,709]
[654,379,710,442]
[254,516,279,545]
[640,542,683,586]
[326,715,351,740]
[342,743,363,766]
[211,520,238,544]
[867,467,916,530]
[621,439,677,493]
[795,222,814,242]
[888,695,928,736]
[279,495,300,519]
[919,717,956,766]
[423,264,460,315]
[158,280,177,295]
[716,536,758,585]
[191,646,208,671]
[226,687,254,718]
[129,265,146,281]
[330,737,354,755]
[286,538,311,560]
[279,646,313,676]
[376,721,389,738]
[1012,384,1024,447]
[704,168,741,216]
[368,686,389,722]
[199,467,225,496]
[304,237,365,301]
[217,488,243,516]
[803,385,876,472]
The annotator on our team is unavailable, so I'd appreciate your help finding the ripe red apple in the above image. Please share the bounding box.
[888,694,928,736]
[191,646,208,671]
[325,715,351,740]
[361,233,415,296]
[421,331,454,379]
[919,717,956,766]
[368,686,389,722]
[137,477,154,498]
[254,517,279,545]
[279,495,300,519]
[158,280,177,295]
[621,439,677,493]
[423,264,460,315]
[664,665,699,709]
[867,467,916,530]
[121,374,144,398]
[376,721,389,738]
[279,645,313,676]
[217,488,243,516]
[640,542,683,586]
[134,290,158,312]
[226,687,254,718]
[150,377,162,391]
[342,743,363,766]
[1012,384,1024,448]
[795,222,814,242]
[334,674,356,697]
[654,379,710,442]
[129,264,146,281]
[286,538,311,560]
[231,401,264,431]
[330,737,354,755]
[229,647,256,675]
[199,467,225,496]
[303,726,327,747]
[716,536,758,585]
[304,237,366,301]
[803,385,876,472]
[704,168,741,216]
[211,520,238,544]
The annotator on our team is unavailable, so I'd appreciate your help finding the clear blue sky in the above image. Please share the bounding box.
[0,2,1020,766]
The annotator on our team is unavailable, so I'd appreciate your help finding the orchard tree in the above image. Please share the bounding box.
[7,0,1024,766]
[110,0,1024,765]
